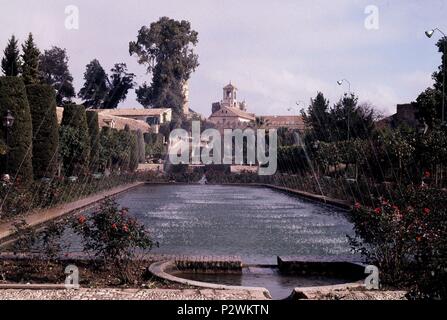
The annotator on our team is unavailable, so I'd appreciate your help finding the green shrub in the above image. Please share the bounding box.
[129,131,139,172]
[71,197,155,272]
[0,77,34,183]
[60,104,90,176]
[136,129,145,163]
[26,84,59,179]
[86,111,100,172]
[350,185,447,299]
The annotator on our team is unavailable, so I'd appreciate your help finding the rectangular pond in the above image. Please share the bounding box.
[56,184,355,264]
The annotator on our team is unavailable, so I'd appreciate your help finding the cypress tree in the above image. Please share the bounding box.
[1,35,21,77]
[0,77,34,183]
[26,84,59,179]
[86,111,100,172]
[129,131,139,172]
[136,129,146,163]
[60,104,90,176]
[21,33,41,85]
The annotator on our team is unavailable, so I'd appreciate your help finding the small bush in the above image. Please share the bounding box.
[72,197,155,263]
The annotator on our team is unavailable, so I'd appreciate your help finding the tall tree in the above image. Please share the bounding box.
[78,59,108,108]
[26,84,59,179]
[79,61,135,109]
[1,35,21,76]
[302,92,332,142]
[60,104,90,176]
[86,110,100,172]
[331,94,375,141]
[0,77,34,183]
[103,63,135,109]
[21,33,41,85]
[39,46,75,105]
[129,17,199,118]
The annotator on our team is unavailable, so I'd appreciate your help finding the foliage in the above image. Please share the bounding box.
[350,186,447,299]
[21,33,41,85]
[301,92,332,142]
[0,172,151,220]
[277,146,310,174]
[136,129,146,163]
[415,38,447,128]
[78,59,108,108]
[60,104,90,176]
[26,84,60,179]
[72,197,155,264]
[1,35,21,76]
[129,17,199,117]
[144,132,165,159]
[79,60,135,109]
[302,93,376,144]
[103,63,136,109]
[129,131,139,172]
[86,111,100,172]
[39,46,75,104]
[0,77,34,183]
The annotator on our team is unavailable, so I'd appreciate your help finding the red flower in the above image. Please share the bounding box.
[354,202,361,209]
[374,208,382,215]
[416,236,423,242]
[111,223,118,230]
[78,215,87,224]
[423,208,431,215]
[122,224,129,233]
[424,171,431,178]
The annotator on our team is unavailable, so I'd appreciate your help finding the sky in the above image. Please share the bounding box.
[0,0,446,117]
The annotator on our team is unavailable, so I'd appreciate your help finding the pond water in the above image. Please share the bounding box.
[173,267,354,300]
[61,184,355,264]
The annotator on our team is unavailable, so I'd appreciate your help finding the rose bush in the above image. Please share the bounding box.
[72,197,156,264]
[349,185,447,299]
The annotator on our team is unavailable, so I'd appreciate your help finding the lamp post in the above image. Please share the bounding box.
[2,110,15,175]
[337,79,352,140]
[425,28,446,125]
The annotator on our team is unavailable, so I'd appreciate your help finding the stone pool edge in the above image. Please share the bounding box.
[149,260,272,300]
[207,183,352,210]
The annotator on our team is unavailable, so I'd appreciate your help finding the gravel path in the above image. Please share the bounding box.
[0,288,268,300]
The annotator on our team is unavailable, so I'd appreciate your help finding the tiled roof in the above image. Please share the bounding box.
[259,115,305,129]
[56,107,151,132]
[96,108,171,117]
[209,106,256,121]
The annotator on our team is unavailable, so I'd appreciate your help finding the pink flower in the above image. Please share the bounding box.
[423,208,431,215]
[78,215,87,224]
[111,223,118,230]
[374,208,382,215]
[354,202,361,209]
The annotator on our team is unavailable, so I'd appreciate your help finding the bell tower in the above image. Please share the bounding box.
[222,82,238,108]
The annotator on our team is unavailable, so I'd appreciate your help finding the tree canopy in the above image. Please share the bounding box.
[1,35,21,76]
[39,46,75,105]
[21,33,41,85]
[78,59,109,108]
[78,60,135,109]
[129,17,199,118]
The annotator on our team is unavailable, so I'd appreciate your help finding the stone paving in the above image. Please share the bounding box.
[0,288,267,300]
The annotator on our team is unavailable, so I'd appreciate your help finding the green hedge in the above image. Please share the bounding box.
[0,77,34,183]
[60,104,90,176]
[86,111,100,172]
[26,84,59,179]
